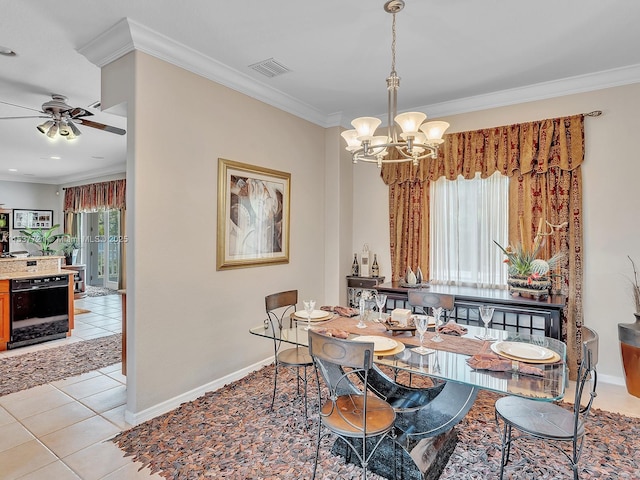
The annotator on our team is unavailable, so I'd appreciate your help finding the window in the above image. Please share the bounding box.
[429,171,508,288]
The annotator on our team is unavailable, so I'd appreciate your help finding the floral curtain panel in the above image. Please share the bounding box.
[63,179,126,213]
[380,114,584,377]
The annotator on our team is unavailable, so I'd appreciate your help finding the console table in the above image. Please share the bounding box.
[375,282,566,340]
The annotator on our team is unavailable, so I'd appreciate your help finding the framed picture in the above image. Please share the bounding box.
[217,158,290,270]
[13,209,54,229]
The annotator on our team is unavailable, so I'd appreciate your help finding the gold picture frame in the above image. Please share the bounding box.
[217,158,290,270]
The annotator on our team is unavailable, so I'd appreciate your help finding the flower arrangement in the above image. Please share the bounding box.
[494,219,566,294]
[628,256,640,314]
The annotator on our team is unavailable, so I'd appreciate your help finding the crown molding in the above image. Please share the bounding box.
[79,19,640,130]
[419,63,640,119]
[78,18,330,127]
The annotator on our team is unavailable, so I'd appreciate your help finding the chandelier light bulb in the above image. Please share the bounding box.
[420,121,450,144]
[351,117,382,140]
[340,129,361,151]
[395,111,427,135]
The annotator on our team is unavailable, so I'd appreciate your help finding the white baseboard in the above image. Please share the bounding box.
[124,357,273,426]
[597,373,626,387]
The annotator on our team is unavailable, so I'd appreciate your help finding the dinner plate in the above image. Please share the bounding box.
[293,309,332,321]
[491,341,555,361]
[352,335,398,352]
[491,346,562,364]
[374,342,406,357]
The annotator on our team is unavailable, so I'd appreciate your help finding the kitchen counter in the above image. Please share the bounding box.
[0,269,75,281]
[0,255,69,280]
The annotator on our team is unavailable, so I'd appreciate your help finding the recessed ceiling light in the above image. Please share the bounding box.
[0,46,16,56]
[91,156,104,159]
[8,168,17,172]
[50,156,61,160]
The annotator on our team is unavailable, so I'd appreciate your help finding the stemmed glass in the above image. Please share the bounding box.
[375,293,387,322]
[477,305,496,340]
[357,298,367,328]
[431,307,444,343]
[303,300,316,331]
[413,315,434,355]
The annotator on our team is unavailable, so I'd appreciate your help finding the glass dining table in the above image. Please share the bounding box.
[250,315,567,479]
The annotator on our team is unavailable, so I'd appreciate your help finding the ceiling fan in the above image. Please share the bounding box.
[0,94,126,140]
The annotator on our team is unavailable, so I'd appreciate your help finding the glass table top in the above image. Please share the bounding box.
[250,318,567,401]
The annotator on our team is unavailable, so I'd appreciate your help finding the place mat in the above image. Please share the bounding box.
[466,352,545,376]
[322,316,487,357]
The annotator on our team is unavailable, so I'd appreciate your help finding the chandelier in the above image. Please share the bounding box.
[341,0,449,168]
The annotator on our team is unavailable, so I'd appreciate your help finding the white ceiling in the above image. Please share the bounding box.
[1,0,640,185]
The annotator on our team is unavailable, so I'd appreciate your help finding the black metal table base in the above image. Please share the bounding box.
[325,363,479,480]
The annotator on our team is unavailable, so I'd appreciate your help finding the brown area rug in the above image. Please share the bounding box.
[0,333,122,396]
[112,365,639,479]
[74,307,91,314]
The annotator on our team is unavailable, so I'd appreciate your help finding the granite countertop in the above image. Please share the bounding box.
[0,255,65,262]
[0,269,75,281]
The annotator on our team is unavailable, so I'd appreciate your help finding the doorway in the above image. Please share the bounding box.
[84,209,122,290]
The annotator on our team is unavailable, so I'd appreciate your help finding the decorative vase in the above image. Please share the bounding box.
[406,267,417,285]
[416,266,424,284]
[618,313,640,398]
[507,274,551,299]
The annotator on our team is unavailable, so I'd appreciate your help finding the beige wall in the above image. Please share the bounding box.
[101,47,638,417]
[352,83,640,383]
[103,52,328,416]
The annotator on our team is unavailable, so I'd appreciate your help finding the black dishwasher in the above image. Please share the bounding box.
[9,275,69,349]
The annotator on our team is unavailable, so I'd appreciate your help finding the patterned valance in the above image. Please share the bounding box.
[63,179,126,213]
[381,114,584,185]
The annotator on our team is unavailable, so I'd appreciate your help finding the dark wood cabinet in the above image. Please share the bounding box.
[375,282,566,340]
[346,275,385,309]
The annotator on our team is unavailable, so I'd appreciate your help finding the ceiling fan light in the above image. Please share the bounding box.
[395,112,427,134]
[420,121,450,144]
[351,117,382,140]
[58,121,71,136]
[68,121,81,137]
[37,120,54,134]
[46,123,58,138]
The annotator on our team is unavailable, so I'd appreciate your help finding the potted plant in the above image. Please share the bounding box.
[494,239,564,298]
[618,255,640,398]
[20,224,66,256]
[59,236,81,265]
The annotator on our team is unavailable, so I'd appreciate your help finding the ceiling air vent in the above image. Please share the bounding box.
[249,58,291,78]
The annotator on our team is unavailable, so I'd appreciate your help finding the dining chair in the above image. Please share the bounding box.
[494,326,599,480]
[265,289,313,421]
[308,330,396,480]
[407,290,455,320]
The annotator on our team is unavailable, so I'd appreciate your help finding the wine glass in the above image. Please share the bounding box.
[431,307,444,343]
[357,298,367,328]
[477,305,496,340]
[413,315,434,355]
[303,300,316,331]
[375,293,387,322]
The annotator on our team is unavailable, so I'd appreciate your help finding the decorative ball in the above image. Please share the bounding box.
[530,259,550,276]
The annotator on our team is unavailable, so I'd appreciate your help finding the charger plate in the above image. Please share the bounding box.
[491,341,561,364]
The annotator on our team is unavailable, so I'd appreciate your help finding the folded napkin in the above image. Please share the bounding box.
[438,320,468,336]
[320,305,359,317]
[466,353,544,376]
[311,327,350,339]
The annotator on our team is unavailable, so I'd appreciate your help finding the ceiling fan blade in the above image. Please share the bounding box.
[0,100,45,114]
[77,118,126,135]
[0,115,49,120]
[69,107,94,119]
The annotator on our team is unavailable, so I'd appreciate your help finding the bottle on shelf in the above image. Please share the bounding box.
[352,253,360,276]
[371,254,380,277]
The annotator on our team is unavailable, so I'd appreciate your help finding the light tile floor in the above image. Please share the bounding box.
[1,295,639,479]
[0,294,162,480]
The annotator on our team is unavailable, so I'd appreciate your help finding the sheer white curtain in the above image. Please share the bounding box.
[430,171,509,288]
